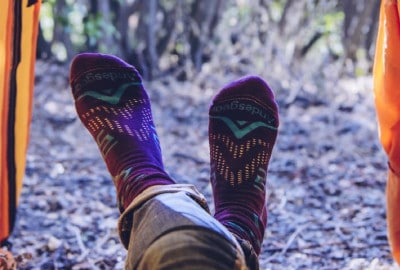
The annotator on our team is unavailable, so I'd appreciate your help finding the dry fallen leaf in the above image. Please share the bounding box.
[0,249,16,270]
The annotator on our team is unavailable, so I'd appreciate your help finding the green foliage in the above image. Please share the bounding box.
[84,11,118,45]
[37,0,376,78]
[321,11,344,33]
[269,0,286,22]
[39,1,54,40]
[84,13,105,47]
[318,11,345,57]
[39,0,120,60]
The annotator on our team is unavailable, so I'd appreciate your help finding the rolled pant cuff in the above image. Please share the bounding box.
[118,184,210,249]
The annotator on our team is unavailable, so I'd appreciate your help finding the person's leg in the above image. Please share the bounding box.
[209,76,279,258]
[121,185,247,269]
[373,0,400,263]
[69,54,247,269]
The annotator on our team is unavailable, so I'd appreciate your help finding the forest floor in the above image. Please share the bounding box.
[8,60,400,270]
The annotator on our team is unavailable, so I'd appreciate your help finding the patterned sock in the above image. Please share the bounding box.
[209,75,279,254]
[69,53,175,213]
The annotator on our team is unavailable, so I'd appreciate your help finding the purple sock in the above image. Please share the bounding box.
[69,53,175,213]
[209,76,279,254]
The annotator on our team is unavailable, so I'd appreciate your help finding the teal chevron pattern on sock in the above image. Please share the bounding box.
[210,115,277,139]
[76,82,143,104]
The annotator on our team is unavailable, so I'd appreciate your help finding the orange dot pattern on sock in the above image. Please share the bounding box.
[210,133,272,187]
[79,97,154,143]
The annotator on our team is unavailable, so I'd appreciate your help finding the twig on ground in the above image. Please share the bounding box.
[67,225,94,268]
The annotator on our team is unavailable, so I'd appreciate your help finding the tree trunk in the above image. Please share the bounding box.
[52,0,75,61]
[36,23,52,59]
[342,1,377,62]
[189,0,224,71]
[146,0,158,79]
[115,0,141,63]
[279,0,295,33]
[98,0,114,51]
[364,0,380,61]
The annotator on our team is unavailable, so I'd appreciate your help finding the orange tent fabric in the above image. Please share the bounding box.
[0,0,41,245]
[373,0,400,264]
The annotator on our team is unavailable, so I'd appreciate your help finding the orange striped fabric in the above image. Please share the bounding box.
[373,0,400,263]
[0,0,41,245]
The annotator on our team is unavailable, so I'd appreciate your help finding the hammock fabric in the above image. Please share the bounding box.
[0,0,41,245]
[373,0,400,263]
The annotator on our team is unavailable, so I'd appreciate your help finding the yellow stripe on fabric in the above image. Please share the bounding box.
[0,0,14,243]
[15,0,41,203]
[0,0,41,244]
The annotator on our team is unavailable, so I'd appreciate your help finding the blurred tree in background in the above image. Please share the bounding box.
[37,0,379,80]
